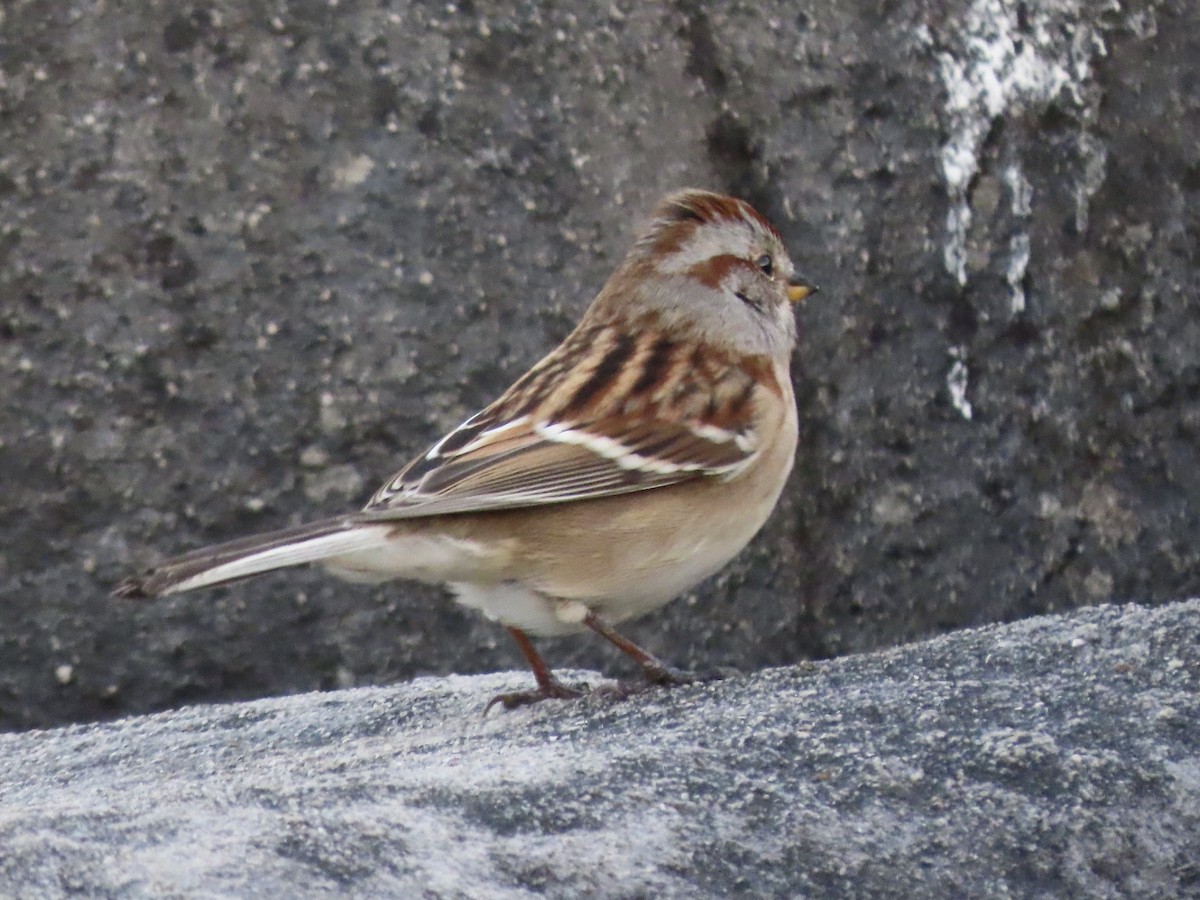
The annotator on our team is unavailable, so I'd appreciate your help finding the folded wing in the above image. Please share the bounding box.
[364,320,775,519]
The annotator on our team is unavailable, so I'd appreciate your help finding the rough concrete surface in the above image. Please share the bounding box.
[2,0,1199,729]
[1,601,1197,898]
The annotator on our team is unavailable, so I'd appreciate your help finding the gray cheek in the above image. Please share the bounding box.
[776,304,798,347]
[635,274,793,356]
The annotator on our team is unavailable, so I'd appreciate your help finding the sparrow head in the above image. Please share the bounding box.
[596,189,817,360]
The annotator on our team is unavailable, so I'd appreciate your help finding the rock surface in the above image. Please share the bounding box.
[2,0,1199,728]
[1,600,1197,897]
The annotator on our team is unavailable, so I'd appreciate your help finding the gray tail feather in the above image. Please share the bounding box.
[113,514,395,599]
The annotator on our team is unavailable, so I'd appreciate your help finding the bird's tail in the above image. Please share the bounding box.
[112,514,398,599]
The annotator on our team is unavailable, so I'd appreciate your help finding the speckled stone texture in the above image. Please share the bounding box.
[1,601,1197,897]
[2,0,1198,728]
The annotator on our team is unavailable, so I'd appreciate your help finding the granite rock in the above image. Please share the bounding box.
[1,601,1197,897]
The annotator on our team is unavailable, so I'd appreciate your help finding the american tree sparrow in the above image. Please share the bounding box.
[115,189,817,709]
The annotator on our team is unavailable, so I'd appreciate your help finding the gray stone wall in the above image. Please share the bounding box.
[2,0,1197,728]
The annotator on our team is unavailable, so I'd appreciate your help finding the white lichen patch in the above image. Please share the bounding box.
[1074,131,1109,234]
[1003,163,1033,314]
[935,0,1105,285]
[333,153,375,189]
[947,347,973,421]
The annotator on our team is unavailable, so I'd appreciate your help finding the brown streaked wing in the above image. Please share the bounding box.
[362,323,772,518]
[362,412,755,518]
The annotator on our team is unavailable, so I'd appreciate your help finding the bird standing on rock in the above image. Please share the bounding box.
[115,189,818,710]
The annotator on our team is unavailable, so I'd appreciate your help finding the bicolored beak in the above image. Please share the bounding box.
[787,274,819,304]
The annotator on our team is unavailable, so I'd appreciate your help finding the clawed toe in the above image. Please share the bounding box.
[492,620,735,715]
[484,678,587,714]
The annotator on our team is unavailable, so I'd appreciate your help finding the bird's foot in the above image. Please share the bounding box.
[484,676,587,714]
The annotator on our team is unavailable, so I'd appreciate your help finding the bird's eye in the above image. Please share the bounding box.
[755,254,774,277]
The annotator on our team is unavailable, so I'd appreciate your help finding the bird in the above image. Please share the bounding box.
[114,189,818,710]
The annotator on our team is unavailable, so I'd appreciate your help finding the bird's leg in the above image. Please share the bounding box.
[582,611,719,688]
[484,626,586,713]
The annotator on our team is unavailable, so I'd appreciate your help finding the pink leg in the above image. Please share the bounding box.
[484,627,585,713]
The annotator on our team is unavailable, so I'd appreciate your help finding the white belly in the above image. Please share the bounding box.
[449,582,575,636]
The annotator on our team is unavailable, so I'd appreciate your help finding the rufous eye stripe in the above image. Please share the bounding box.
[685,253,746,290]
